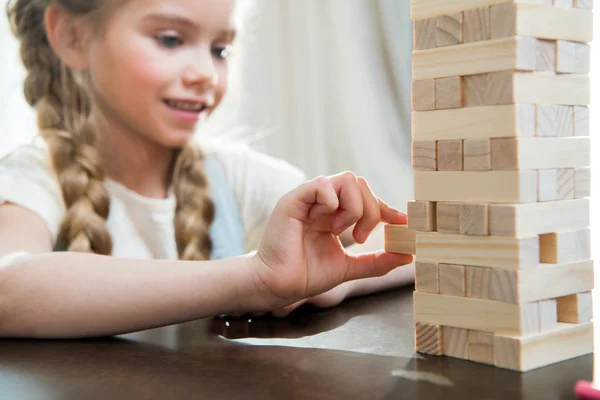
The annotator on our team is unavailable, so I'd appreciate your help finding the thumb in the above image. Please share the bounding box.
[344,251,413,282]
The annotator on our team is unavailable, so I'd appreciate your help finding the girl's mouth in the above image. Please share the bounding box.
[164,99,207,113]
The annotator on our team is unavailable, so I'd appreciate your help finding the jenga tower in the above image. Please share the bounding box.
[386,0,594,371]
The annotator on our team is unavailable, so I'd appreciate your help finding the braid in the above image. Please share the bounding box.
[173,144,215,261]
[8,0,112,254]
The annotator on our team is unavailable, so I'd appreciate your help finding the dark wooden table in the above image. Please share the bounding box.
[0,286,593,399]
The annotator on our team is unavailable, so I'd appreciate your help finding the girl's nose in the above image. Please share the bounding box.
[182,56,218,90]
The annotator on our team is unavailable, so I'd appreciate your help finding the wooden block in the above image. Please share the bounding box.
[468,330,494,365]
[574,106,589,137]
[443,326,469,359]
[436,202,460,233]
[536,39,556,72]
[413,36,536,80]
[414,18,437,50]
[411,0,532,20]
[412,104,536,141]
[407,201,437,232]
[540,229,591,264]
[555,0,574,6]
[466,266,518,303]
[574,168,591,198]
[415,262,439,294]
[416,232,539,270]
[412,79,435,111]
[513,72,590,106]
[517,5,592,42]
[464,71,513,107]
[414,292,540,335]
[415,322,443,355]
[439,264,466,296]
[464,7,490,43]
[489,199,589,237]
[557,168,575,200]
[538,170,559,202]
[557,41,591,74]
[537,105,559,137]
[436,13,463,47]
[435,77,462,110]
[415,171,538,204]
[490,138,590,170]
[574,42,591,74]
[459,204,489,236]
[493,322,594,371]
[437,140,463,171]
[539,299,558,331]
[557,292,593,323]
[463,139,491,171]
[384,224,416,255]
[412,141,437,171]
[575,0,594,9]
[491,3,517,39]
[556,106,574,137]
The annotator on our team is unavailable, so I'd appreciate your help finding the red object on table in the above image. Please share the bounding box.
[576,381,600,400]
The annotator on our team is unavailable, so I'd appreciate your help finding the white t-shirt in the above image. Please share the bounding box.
[0,137,306,259]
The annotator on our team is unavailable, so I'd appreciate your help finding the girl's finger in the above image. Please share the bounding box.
[285,176,339,221]
[271,300,307,318]
[329,172,363,236]
[351,177,381,244]
[379,198,408,225]
[344,251,413,283]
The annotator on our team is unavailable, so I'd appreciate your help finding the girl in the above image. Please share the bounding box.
[0,0,414,338]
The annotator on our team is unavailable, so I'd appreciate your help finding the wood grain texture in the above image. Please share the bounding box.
[556,106,574,137]
[557,168,575,200]
[464,7,490,43]
[574,168,591,198]
[539,299,558,331]
[414,18,437,50]
[463,139,491,171]
[517,5,593,42]
[384,224,417,255]
[436,202,460,233]
[557,292,593,323]
[574,106,589,137]
[491,3,517,39]
[468,330,494,365]
[415,262,439,294]
[437,140,463,171]
[436,13,463,47]
[540,229,591,264]
[490,138,590,170]
[557,41,590,74]
[459,203,489,236]
[408,201,437,232]
[464,71,513,107]
[443,326,469,359]
[411,0,511,20]
[439,264,466,296]
[466,266,518,303]
[435,77,462,110]
[412,141,437,171]
[412,79,435,111]
[536,39,556,72]
[415,322,443,355]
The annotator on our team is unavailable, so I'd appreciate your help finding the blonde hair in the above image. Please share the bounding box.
[7,0,215,260]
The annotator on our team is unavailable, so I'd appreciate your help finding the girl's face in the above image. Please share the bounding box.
[86,0,235,148]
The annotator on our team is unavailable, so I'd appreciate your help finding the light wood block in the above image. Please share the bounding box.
[436,13,463,47]
[439,264,466,296]
[436,202,460,233]
[464,7,490,43]
[407,200,437,232]
[555,0,574,7]
[574,168,591,198]
[464,71,513,107]
[412,79,435,111]
[575,0,594,9]
[384,224,416,255]
[540,229,591,264]
[412,36,536,80]
[463,139,491,171]
[437,140,463,171]
[467,260,594,304]
[414,18,437,50]
[459,204,489,236]
[557,292,593,323]
[493,322,594,371]
[537,105,574,137]
[536,39,556,72]
[412,104,536,141]
[416,232,539,270]
[443,326,469,359]
[490,138,590,170]
[557,41,591,74]
[468,330,494,365]
[574,106,589,137]
[411,0,531,20]
[489,199,589,237]
[415,322,443,355]
[539,299,558,331]
[412,141,437,171]
[557,168,575,200]
[538,170,559,202]
[414,292,540,335]
[556,106,574,137]
[491,3,517,39]
[575,43,591,74]
[435,77,462,110]
[415,262,439,294]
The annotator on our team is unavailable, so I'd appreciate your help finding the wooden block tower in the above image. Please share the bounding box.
[386,0,595,372]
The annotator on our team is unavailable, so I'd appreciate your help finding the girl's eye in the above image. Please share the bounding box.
[156,33,183,49]
[212,46,232,60]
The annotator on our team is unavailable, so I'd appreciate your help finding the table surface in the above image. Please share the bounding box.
[0,286,594,400]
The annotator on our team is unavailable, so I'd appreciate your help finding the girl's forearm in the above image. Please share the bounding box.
[0,252,258,339]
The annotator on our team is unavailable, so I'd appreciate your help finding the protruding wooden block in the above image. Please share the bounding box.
[555,0,574,7]
[575,0,594,9]
[539,299,558,331]
[437,140,463,171]
[536,40,556,72]
[491,3,517,39]
[574,106,590,137]
[574,168,591,198]
[415,262,439,294]
[463,139,491,171]
[459,204,489,236]
[413,141,437,171]
[436,13,463,47]
[408,201,437,232]
[443,326,469,359]
[468,330,494,365]
[557,292,593,323]
[414,18,437,50]
[439,264,466,296]
[436,202,460,233]
[435,77,462,110]
[540,229,591,264]
[464,7,490,43]
[557,168,575,200]
[412,79,435,111]
[384,224,417,255]
[415,322,443,355]
[490,138,590,170]
[464,71,513,107]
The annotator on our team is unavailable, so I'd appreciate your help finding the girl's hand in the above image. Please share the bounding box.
[249,172,413,310]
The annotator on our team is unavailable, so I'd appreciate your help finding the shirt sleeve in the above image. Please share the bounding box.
[210,142,307,252]
[0,137,65,243]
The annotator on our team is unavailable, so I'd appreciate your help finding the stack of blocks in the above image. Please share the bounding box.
[385,0,595,372]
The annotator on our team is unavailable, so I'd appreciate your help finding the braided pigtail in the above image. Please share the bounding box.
[7,0,112,254]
